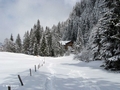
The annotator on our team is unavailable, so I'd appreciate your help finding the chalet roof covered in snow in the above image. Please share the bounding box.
[59,41,70,45]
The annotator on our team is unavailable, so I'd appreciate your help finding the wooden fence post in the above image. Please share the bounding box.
[30,69,32,76]
[35,65,36,72]
[8,86,11,90]
[18,75,24,86]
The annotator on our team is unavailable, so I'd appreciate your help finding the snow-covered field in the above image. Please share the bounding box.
[0,52,120,90]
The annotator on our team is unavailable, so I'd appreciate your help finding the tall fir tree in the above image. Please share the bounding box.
[102,0,120,70]
[44,27,53,56]
[29,29,36,55]
[22,31,30,54]
[39,34,47,56]
[35,20,41,44]
[74,26,84,53]
[10,34,14,42]
[52,30,64,57]
[33,37,39,55]
[15,34,22,53]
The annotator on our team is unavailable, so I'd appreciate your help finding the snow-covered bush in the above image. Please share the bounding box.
[75,49,93,62]
[3,38,16,52]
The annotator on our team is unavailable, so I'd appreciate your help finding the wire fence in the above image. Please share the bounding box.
[1,59,45,90]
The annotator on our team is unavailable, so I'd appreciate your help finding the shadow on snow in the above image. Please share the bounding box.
[0,69,120,90]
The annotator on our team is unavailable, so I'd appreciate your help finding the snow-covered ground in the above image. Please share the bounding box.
[0,52,120,90]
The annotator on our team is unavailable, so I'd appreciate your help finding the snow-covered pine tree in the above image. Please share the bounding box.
[29,29,35,55]
[15,34,22,53]
[39,34,48,56]
[44,27,53,56]
[74,26,84,54]
[63,20,74,41]
[33,37,39,55]
[52,27,64,57]
[99,0,120,70]
[31,20,44,55]
[22,31,30,54]
[29,28,40,55]
[88,0,120,70]
[34,20,42,44]
[48,32,53,56]
[57,22,62,40]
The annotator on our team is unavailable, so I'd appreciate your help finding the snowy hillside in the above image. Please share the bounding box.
[60,0,120,70]
[0,52,120,90]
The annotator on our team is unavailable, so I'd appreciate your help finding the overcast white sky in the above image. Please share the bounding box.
[0,0,80,42]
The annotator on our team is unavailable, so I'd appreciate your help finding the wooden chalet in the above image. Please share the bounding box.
[64,41,74,50]
[59,41,74,50]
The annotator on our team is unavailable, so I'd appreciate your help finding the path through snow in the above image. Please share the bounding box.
[39,55,120,90]
[44,58,101,90]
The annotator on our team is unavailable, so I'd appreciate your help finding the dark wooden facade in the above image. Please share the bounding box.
[64,41,74,50]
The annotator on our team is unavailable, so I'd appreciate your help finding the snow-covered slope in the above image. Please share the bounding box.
[0,52,120,90]
[0,52,43,86]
